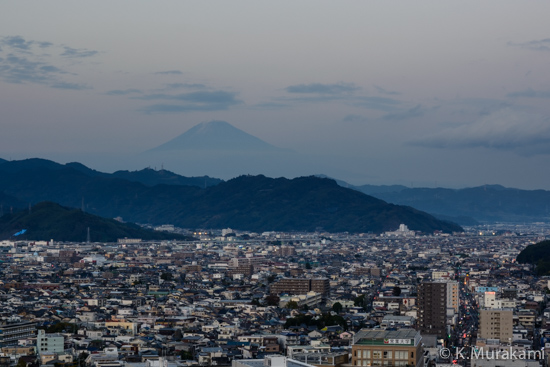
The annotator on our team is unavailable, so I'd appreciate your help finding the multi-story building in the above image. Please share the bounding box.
[351,329,423,367]
[417,281,447,338]
[280,245,297,257]
[311,278,330,297]
[271,278,330,299]
[515,310,536,331]
[36,329,64,355]
[0,320,36,347]
[228,264,254,277]
[292,351,349,367]
[279,292,323,309]
[228,256,266,268]
[481,291,497,309]
[446,281,459,313]
[479,309,513,343]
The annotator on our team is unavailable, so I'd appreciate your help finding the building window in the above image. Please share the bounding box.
[395,351,408,360]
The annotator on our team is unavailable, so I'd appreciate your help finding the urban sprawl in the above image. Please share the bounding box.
[1,223,550,367]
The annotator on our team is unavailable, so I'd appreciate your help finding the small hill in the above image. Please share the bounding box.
[173,175,463,233]
[516,240,550,275]
[0,202,193,242]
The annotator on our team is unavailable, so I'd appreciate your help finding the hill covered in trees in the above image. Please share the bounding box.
[516,240,550,275]
[0,201,193,242]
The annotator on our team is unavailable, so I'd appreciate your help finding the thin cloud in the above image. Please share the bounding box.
[277,94,351,103]
[0,35,96,90]
[175,83,206,89]
[51,82,90,90]
[2,36,35,51]
[0,54,59,84]
[508,88,550,99]
[353,96,402,112]
[382,104,425,121]
[154,70,183,75]
[252,102,291,110]
[37,41,53,48]
[155,83,208,91]
[508,38,550,52]
[140,102,235,114]
[61,47,98,58]
[2,38,53,50]
[286,82,359,94]
[105,88,143,96]
[410,108,550,155]
[138,90,242,114]
[374,85,400,95]
[137,90,239,102]
[343,114,369,123]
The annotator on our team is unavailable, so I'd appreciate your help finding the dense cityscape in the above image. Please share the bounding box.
[1,223,549,367]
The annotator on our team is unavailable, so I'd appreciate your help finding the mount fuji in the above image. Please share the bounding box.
[149,120,286,153]
[139,121,296,178]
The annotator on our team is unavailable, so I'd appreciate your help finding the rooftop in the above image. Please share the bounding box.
[353,329,420,346]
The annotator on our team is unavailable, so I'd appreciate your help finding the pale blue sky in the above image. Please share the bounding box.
[1,1,550,189]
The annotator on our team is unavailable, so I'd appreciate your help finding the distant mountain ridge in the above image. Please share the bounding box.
[321,175,550,224]
[2,158,548,225]
[0,158,461,234]
[0,159,222,188]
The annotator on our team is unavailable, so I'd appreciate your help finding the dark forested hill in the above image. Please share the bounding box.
[517,240,550,275]
[0,201,193,242]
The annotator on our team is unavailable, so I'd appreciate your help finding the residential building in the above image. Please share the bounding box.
[479,309,513,343]
[0,320,36,347]
[271,278,330,299]
[417,282,447,338]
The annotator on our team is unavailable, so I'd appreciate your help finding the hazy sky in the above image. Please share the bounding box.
[2,1,550,189]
